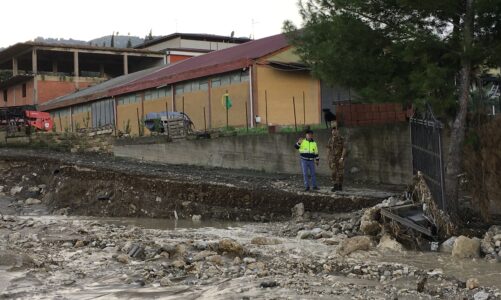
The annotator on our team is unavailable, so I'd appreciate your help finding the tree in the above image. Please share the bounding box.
[284,0,501,221]
[147,29,154,41]
[110,31,115,48]
[126,32,132,48]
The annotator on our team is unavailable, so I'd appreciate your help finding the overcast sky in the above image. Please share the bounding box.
[0,0,303,48]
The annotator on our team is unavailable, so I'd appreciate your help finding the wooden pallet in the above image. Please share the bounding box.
[163,118,186,139]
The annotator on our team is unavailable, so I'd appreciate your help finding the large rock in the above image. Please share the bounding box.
[473,291,490,300]
[25,198,41,205]
[439,236,457,253]
[218,239,244,255]
[377,235,404,252]
[10,186,23,196]
[297,230,312,239]
[292,203,305,219]
[116,254,129,264]
[452,236,481,259]
[466,278,480,290]
[360,207,380,235]
[193,250,217,261]
[481,226,501,256]
[337,236,373,256]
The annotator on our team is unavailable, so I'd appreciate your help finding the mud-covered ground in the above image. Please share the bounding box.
[0,148,395,221]
[0,148,400,194]
[1,194,500,299]
[1,148,500,299]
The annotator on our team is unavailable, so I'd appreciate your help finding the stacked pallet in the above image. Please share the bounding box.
[163,118,186,139]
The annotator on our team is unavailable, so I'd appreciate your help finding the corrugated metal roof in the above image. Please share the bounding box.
[110,33,288,94]
[40,65,168,110]
[40,34,289,111]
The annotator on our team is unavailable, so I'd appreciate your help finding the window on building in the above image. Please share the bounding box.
[190,81,199,92]
[211,77,221,88]
[158,87,168,98]
[199,80,209,91]
[145,90,152,100]
[2,89,6,102]
[184,82,192,93]
[22,84,27,98]
[221,75,230,86]
[231,73,241,84]
[175,85,184,95]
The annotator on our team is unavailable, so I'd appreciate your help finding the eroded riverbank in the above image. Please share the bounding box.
[1,201,500,299]
[0,148,394,221]
[1,149,500,299]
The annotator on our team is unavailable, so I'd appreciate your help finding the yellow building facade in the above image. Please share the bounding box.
[46,44,322,136]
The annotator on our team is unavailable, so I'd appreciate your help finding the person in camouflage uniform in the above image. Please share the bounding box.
[327,123,346,191]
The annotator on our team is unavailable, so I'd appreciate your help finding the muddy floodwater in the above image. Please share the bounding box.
[2,204,501,299]
[1,149,500,299]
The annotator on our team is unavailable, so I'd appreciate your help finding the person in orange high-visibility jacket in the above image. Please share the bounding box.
[294,129,319,191]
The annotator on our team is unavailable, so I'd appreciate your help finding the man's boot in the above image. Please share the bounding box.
[331,184,339,192]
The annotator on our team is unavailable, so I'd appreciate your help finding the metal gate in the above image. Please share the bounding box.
[410,105,446,210]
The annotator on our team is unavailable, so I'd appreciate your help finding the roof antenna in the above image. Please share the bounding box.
[251,19,259,39]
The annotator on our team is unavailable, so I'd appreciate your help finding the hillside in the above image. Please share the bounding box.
[32,35,146,48]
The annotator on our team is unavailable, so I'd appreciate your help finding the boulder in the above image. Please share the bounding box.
[466,278,480,290]
[193,250,217,262]
[116,254,129,264]
[74,240,85,248]
[439,236,457,253]
[25,198,41,205]
[292,203,305,219]
[10,186,23,196]
[297,230,312,239]
[360,207,380,235]
[218,239,244,255]
[206,255,223,265]
[452,236,481,259]
[481,226,501,256]
[337,236,373,256]
[377,235,404,252]
[474,291,490,300]
[160,277,172,286]
[171,259,185,268]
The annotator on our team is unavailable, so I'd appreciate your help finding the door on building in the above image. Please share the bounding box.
[91,99,115,128]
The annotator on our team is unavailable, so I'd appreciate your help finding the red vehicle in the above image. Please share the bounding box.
[0,106,54,134]
[24,110,54,131]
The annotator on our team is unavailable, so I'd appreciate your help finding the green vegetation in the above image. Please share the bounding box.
[283,0,501,221]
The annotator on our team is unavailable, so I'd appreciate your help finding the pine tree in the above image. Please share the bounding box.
[110,31,115,48]
[126,38,132,48]
[284,0,501,222]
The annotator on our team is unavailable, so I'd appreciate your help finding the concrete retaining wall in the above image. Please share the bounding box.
[114,124,413,185]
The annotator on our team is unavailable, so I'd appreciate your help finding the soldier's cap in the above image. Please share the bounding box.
[305,129,313,134]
